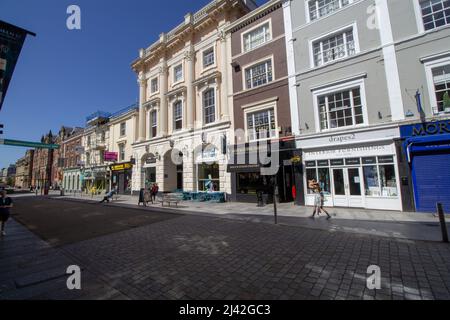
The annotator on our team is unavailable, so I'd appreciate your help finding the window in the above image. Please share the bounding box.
[432,64,450,113]
[173,101,183,131]
[198,163,220,192]
[363,159,398,197]
[419,0,450,31]
[120,122,126,137]
[203,89,215,124]
[308,0,352,21]
[247,108,277,141]
[245,60,273,90]
[313,28,356,67]
[306,167,331,195]
[203,48,215,68]
[150,77,158,93]
[243,22,271,52]
[150,110,157,138]
[119,144,125,162]
[318,87,364,131]
[86,152,90,165]
[87,136,91,146]
[237,173,270,195]
[174,64,183,83]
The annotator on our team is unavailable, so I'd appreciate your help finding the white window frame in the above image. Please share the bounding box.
[150,109,158,138]
[201,46,216,71]
[243,100,279,143]
[242,55,275,91]
[150,77,159,95]
[312,78,369,133]
[414,0,450,34]
[305,0,355,23]
[173,100,183,132]
[201,87,217,125]
[309,22,360,69]
[173,63,184,84]
[424,55,450,115]
[118,143,126,162]
[119,122,126,137]
[241,19,273,53]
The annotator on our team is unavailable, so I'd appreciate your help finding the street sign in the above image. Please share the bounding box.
[0,139,60,149]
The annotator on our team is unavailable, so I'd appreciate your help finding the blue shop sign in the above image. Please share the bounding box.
[400,120,450,138]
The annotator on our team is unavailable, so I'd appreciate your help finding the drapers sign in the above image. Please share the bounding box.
[0,21,35,111]
[400,120,450,138]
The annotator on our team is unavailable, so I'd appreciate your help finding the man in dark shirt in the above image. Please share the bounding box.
[0,190,13,236]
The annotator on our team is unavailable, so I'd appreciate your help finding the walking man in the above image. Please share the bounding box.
[0,190,13,236]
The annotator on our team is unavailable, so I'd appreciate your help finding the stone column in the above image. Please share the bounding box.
[185,46,196,130]
[159,63,168,136]
[219,30,229,122]
[138,75,147,142]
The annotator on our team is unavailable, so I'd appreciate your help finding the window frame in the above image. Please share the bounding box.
[414,0,450,34]
[202,46,216,71]
[150,77,159,95]
[173,63,184,84]
[424,55,450,115]
[150,110,158,138]
[243,100,279,143]
[312,78,368,133]
[241,19,273,53]
[305,0,355,23]
[119,122,126,137]
[118,143,126,162]
[173,100,183,132]
[309,23,360,69]
[202,88,216,125]
[242,55,275,91]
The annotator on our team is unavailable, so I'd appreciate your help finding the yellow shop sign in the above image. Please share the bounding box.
[110,163,132,171]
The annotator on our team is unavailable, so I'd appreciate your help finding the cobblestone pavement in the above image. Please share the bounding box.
[2,202,450,300]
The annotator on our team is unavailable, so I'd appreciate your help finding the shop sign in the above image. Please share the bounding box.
[110,163,132,171]
[104,151,118,162]
[304,144,394,160]
[197,146,218,163]
[400,120,450,138]
[145,154,157,164]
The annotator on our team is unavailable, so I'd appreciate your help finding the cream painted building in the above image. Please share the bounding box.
[131,0,257,194]
[107,105,139,194]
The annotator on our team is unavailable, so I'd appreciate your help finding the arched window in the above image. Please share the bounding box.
[203,89,215,124]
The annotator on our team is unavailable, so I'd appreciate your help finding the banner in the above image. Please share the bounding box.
[0,20,35,111]
[104,151,118,162]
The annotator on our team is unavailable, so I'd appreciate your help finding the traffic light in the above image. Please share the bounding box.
[0,124,3,135]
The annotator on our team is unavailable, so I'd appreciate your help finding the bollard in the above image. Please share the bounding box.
[437,203,449,243]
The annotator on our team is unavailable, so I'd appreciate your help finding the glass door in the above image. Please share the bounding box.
[332,168,348,207]
[332,168,364,207]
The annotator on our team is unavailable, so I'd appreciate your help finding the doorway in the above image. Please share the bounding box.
[332,167,363,207]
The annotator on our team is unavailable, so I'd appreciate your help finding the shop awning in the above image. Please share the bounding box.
[404,134,450,162]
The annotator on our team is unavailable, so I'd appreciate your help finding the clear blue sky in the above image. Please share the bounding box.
[0,0,267,169]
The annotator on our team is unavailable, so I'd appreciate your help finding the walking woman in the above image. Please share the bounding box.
[0,190,13,236]
[310,181,331,219]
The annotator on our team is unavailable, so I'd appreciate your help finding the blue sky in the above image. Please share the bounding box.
[0,0,267,169]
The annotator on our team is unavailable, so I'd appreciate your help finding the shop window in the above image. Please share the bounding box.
[363,166,380,196]
[306,168,318,194]
[318,167,331,194]
[363,163,398,197]
[237,172,270,195]
[380,165,398,197]
[198,163,220,192]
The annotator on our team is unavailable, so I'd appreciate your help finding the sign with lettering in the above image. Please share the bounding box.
[104,151,118,162]
[110,163,132,171]
[400,120,450,138]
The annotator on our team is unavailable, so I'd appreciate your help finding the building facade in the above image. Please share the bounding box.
[284,0,450,211]
[107,105,139,194]
[131,0,257,195]
[14,150,34,189]
[31,132,56,193]
[225,0,299,203]
[61,127,84,193]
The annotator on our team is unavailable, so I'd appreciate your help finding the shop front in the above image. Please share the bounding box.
[400,120,450,213]
[196,145,220,192]
[110,162,133,195]
[82,166,109,193]
[142,153,157,190]
[298,127,403,211]
[227,140,300,204]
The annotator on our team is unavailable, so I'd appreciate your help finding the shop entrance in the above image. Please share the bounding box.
[332,167,363,207]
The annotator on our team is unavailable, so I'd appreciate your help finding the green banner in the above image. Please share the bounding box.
[0,138,59,149]
[0,21,35,111]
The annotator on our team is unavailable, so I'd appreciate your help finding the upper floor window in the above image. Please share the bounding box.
[203,48,215,68]
[87,136,91,146]
[150,77,158,94]
[317,87,365,131]
[203,89,216,124]
[173,101,183,131]
[150,110,158,138]
[245,59,273,90]
[86,152,91,165]
[431,63,450,113]
[312,27,356,67]
[243,22,271,52]
[120,122,126,137]
[419,0,450,31]
[119,144,125,162]
[247,108,277,142]
[308,0,352,21]
[174,64,183,83]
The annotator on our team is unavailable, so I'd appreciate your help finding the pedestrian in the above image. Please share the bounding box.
[0,190,13,237]
[151,183,159,203]
[99,185,116,204]
[310,182,331,219]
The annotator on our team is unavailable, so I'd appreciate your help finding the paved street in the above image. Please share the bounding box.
[1,197,450,300]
